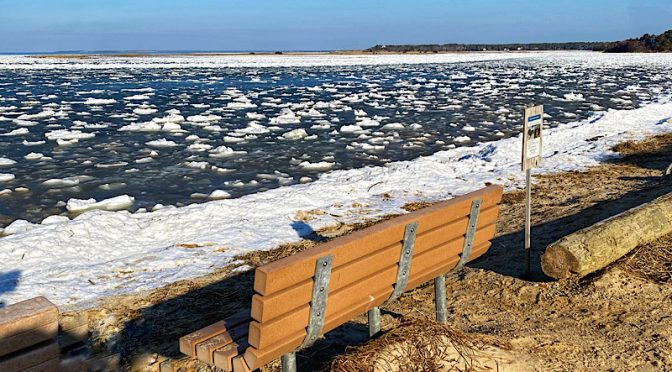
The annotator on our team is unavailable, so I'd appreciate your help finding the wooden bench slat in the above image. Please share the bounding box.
[179,309,250,356]
[0,341,59,371]
[23,357,60,372]
[195,322,248,364]
[0,320,58,360]
[251,206,499,323]
[243,240,492,369]
[253,185,503,296]
[232,355,253,372]
[247,227,495,350]
[214,339,249,371]
[0,297,58,358]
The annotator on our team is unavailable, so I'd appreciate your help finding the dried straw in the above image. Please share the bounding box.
[327,316,479,372]
[619,233,672,283]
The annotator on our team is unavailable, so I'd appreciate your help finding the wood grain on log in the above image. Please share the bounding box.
[542,193,672,279]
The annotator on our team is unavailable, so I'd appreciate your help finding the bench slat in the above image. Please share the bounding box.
[179,309,249,357]
[232,355,253,372]
[0,341,60,371]
[195,323,248,364]
[23,357,60,372]
[0,297,58,358]
[0,321,58,360]
[214,339,249,371]
[253,185,503,296]
[251,206,499,323]
[243,240,492,369]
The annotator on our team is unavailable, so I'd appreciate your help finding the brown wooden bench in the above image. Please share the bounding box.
[180,185,503,371]
[0,296,60,372]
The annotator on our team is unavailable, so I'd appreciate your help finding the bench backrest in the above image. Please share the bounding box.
[242,185,503,368]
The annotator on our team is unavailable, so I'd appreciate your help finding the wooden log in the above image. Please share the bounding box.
[0,341,59,371]
[241,242,492,369]
[179,309,249,356]
[248,236,494,351]
[0,297,58,357]
[251,207,499,323]
[542,192,672,279]
[253,185,503,295]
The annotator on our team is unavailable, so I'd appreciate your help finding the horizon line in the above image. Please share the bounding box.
[0,39,620,56]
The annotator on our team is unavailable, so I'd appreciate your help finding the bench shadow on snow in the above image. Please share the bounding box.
[117,136,672,368]
[0,270,21,308]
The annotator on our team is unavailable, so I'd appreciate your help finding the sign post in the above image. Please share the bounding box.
[522,105,543,277]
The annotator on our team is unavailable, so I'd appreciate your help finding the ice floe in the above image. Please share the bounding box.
[146,138,179,148]
[0,158,16,167]
[0,173,15,182]
[66,195,135,213]
[84,98,117,105]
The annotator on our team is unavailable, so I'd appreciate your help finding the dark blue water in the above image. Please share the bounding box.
[0,56,670,226]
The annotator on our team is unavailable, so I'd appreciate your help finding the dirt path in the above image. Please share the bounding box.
[71,134,672,371]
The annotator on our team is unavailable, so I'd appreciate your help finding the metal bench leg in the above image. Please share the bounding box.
[281,352,297,372]
[434,275,447,323]
[368,306,381,337]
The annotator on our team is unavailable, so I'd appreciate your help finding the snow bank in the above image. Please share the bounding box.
[0,52,546,70]
[1,96,672,308]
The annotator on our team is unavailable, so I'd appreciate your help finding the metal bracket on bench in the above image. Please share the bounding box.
[386,222,418,304]
[299,254,333,349]
[454,199,481,271]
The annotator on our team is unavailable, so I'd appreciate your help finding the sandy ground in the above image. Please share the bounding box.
[66,133,672,371]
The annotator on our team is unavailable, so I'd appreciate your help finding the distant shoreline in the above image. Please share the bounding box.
[24,50,593,59]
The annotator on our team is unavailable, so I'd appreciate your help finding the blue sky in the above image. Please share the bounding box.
[0,0,670,53]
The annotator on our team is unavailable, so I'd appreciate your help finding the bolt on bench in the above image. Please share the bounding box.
[180,185,503,371]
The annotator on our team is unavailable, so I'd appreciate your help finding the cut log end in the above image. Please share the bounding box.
[541,244,581,279]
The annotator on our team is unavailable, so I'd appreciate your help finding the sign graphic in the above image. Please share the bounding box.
[522,105,543,171]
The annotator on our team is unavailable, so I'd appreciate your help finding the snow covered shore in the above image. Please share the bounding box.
[0,52,540,70]
[1,96,671,308]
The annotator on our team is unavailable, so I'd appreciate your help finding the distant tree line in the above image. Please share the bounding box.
[604,29,672,53]
[367,29,672,53]
[366,42,614,53]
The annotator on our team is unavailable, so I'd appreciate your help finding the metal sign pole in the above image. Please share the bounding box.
[522,105,543,278]
[525,168,531,276]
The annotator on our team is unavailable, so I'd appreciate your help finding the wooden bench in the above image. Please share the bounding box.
[180,185,503,371]
[0,297,60,372]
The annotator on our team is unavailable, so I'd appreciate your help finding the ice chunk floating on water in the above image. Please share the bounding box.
[0,173,15,182]
[66,195,135,213]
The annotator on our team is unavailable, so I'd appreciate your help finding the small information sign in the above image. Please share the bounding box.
[522,105,543,171]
